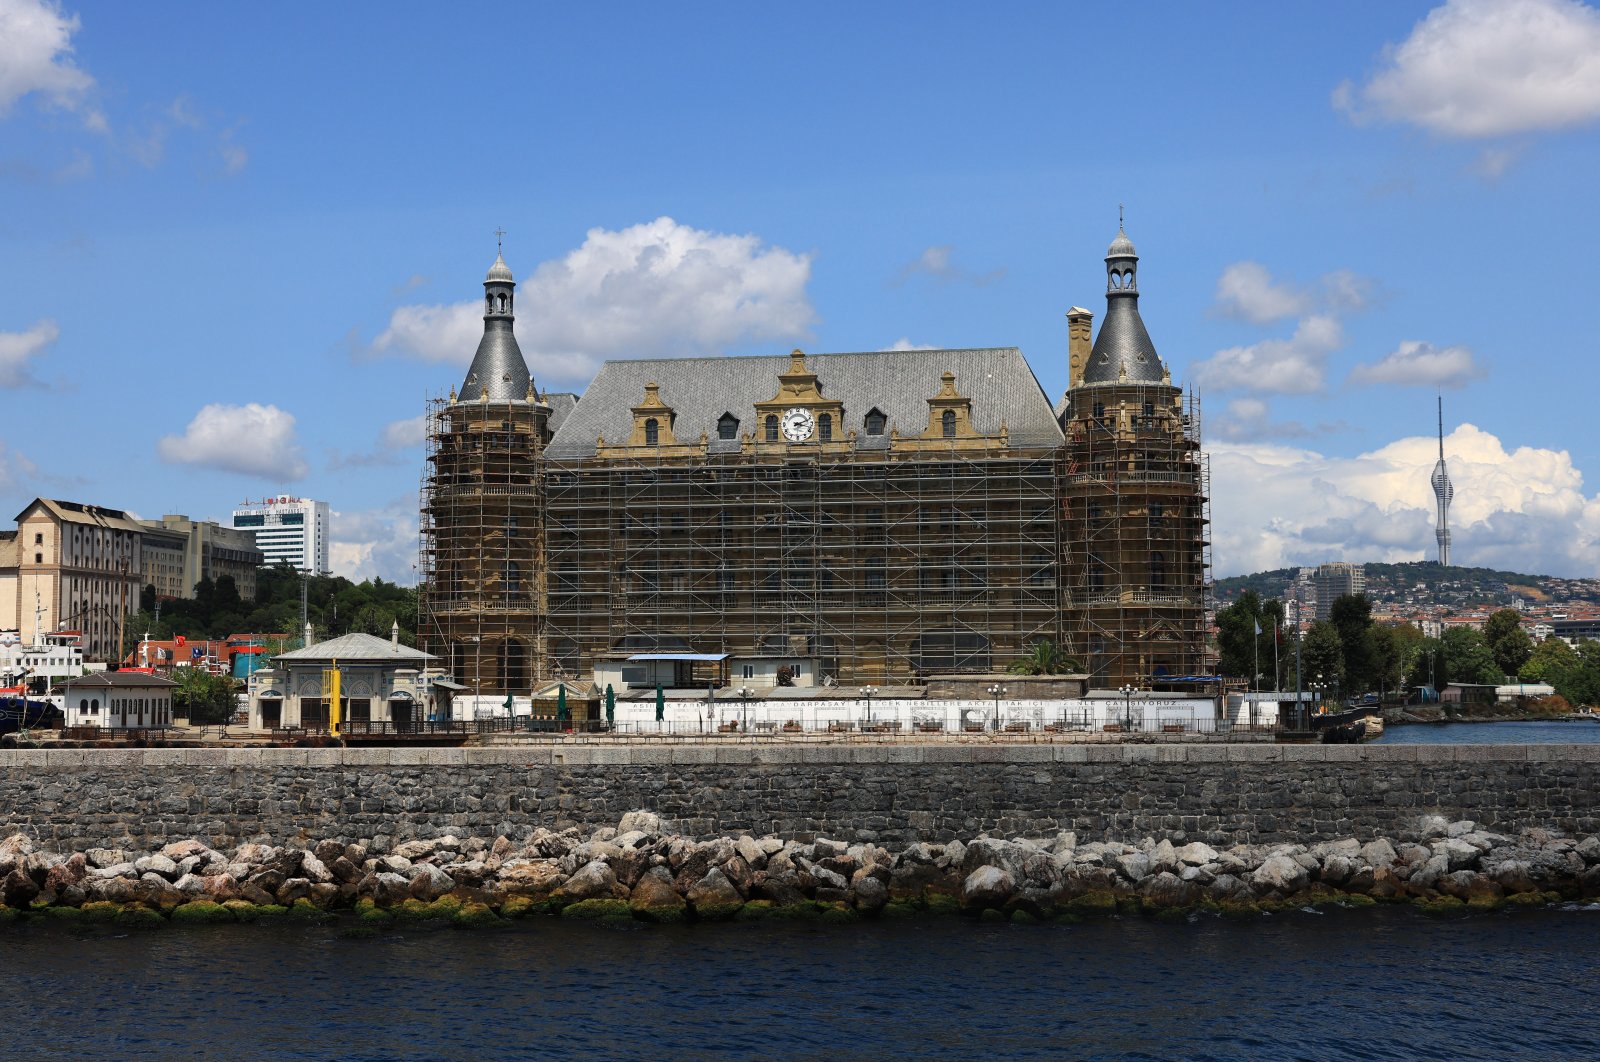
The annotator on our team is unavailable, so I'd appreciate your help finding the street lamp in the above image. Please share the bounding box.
[736,685,753,731]
[862,684,878,725]
[1119,683,1137,735]
[986,684,1006,732]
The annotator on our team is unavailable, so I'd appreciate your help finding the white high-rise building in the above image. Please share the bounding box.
[231,496,330,574]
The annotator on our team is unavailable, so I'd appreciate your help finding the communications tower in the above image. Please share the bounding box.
[1431,395,1453,567]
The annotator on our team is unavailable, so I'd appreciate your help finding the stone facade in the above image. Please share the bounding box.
[3,744,1599,853]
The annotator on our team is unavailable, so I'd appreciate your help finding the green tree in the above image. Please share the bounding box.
[1370,623,1421,701]
[1008,639,1079,676]
[1409,636,1448,691]
[171,667,239,726]
[1215,591,1285,685]
[1521,637,1577,683]
[1483,609,1533,680]
[1442,627,1499,685]
[1301,621,1344,698]
[1328,594,1376,695]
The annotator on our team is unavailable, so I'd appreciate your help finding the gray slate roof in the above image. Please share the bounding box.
[460,318,532,403]
[65,671,178,688]
[272,632,435,666]
[1084,292,1165,385]
[547,348,1064,461]
[544,392,579,436]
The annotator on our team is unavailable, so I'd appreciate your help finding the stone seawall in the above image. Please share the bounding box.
[4,743,1600,853]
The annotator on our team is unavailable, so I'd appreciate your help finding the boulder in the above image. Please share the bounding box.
[1437,839,1481,873]
[961,866,1015,911]
[390,839,438,862]
[161,840,214,863]
[1,868,39,907]
[552,860,622,904]
[408,863,456,901]
[629,867,687,920]
[172,873,210,897]
[134,854,180,879]
[1175,842,1219,867]
[275,878,312,905]
[299,852,335,885]
[796,858,848,894]
[1149,839,1179,875]
[1488,860,1539,894]
[367,872,412,907]
[499,860,568,898]
[617,810,666,837]
[85,848,128,870]
[313,839,346,866]
[962,838,1029,880]
[44,854,89,894]
[1321,854,1354,887]
[1575,837,1600,865]
[752,874,808,908]
[1114,852,1151,884]
[1141,871,1199,909]
[686,867,743,917]
[853,875,888,911]
[1250,855,1309,895]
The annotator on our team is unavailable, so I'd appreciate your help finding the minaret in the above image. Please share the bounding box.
[1431,395,1453,567]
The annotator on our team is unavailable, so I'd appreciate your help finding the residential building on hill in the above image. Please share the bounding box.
[1313,562,1366,620]
[419,226,1212,693]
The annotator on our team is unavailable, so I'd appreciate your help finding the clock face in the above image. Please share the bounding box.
[781,407,815,442]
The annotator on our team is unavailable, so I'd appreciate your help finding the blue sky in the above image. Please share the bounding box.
[3,0,1599,580]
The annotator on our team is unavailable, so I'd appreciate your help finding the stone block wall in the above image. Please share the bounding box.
[2,743,1598,853]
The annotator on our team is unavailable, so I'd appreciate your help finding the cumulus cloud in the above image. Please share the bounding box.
[1213,262,1314,325]
[884,338,936,351]
[371,217,816,386]
[1210,397,1323,443]
[1334,0,1600,137]
[157,403,308,480]
[1210,424,1600,578]
[1194,314,1344,395]
[895,244,1005,286]
[330,497,419,583]
[0,318,57,387]
[0,0,100,127]
[380,415,426,449]
[1349,339,1485,388]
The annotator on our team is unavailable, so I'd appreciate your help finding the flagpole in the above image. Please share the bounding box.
[1273,616,1281,696]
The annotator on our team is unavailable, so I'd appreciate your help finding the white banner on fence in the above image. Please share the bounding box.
[601,695,1218,730]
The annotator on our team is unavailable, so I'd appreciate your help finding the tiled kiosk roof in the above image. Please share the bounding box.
[546,347,1064,460]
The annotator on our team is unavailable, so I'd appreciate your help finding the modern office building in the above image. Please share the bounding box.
[419,227,1212,694]
[138,515,265,601]
[231,496,330,574]
[1312,562,1367,620]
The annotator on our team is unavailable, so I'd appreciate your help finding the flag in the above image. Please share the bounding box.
[1253,620,1261,636]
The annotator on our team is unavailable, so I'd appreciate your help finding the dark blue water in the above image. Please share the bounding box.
[1377,720,1600,744]
[8,906,1600,1060]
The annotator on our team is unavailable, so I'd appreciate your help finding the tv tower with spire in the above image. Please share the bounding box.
[1431,395,1453,566]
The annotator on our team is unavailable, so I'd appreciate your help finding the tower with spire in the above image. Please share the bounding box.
[1432,395,1453,567]
[418,244,552,696]
[1057,219,1212,688]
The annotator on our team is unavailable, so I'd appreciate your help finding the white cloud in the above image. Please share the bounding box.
[0,317,57,387]
[1213,262,1313,324]
[371,217,816,386]
[0,0,99,126]
[330,498,419,583]
[157,403,308,480]
[884,338,935,351]
[381,415,426,449]
[1210,424,1600,578]
[1349,339,1485,388]
[1194,314,1344,395]
[1211,397,1321,443]
[895,244,1005,286]
[1212,262,1376,325]
[1335,0,1600,137]
[0,438,40,491]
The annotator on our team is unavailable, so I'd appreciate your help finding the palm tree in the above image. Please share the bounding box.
[1008,639,1079,676]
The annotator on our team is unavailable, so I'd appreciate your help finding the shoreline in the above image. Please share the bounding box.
[6,812,1598,931]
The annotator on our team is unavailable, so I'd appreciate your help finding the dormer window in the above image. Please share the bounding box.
[864,408,886,436]
[644,418,660,446]
[818,413,833,442]
[717,413,739,440]
[941,410,956,438]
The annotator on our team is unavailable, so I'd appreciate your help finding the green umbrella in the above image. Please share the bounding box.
[605,683,616,726]
[557,683,569,725]
[502,693,514,719]
[655,683,665,723]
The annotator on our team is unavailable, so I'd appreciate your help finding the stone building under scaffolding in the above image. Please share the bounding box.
[419,226,1210,694]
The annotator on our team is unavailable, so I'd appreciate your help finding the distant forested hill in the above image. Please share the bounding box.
[1214,561,1600,608]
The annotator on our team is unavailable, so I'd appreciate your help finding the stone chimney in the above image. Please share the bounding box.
[391,619,400,647]
[303,622,314,649]
[1066,307,1094,389]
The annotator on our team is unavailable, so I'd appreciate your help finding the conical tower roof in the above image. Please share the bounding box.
[460,249,533,402]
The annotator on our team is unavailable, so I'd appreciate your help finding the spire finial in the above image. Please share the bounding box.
[495,226,506,253]
[1118,203,1124,230]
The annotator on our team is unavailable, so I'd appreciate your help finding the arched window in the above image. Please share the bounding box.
[864,408,886,436]
[497,293,508,312]
[941,410,956,438]
[505,560,521,593]
[765,415,779,442]
[717,413,739,440]
[819,413,832,442]
[645,418,660,446]
[486,294,494,313]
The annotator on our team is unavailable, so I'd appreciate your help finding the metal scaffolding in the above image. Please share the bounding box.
[1059,382,1212,690]
[545,444,1063,685]
[418,393,548,694]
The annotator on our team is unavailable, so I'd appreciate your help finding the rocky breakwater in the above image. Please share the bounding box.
[4,812,1600,929]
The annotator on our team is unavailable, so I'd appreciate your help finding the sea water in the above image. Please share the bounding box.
[7,905,1600,1060]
